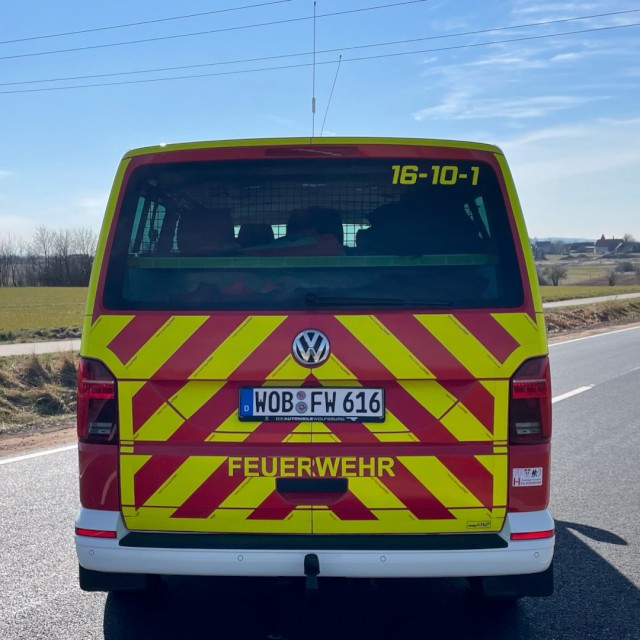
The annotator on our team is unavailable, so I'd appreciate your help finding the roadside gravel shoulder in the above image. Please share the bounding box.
[0,417,75,457]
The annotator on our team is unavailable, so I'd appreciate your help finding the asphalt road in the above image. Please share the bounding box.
[1,326,639,640]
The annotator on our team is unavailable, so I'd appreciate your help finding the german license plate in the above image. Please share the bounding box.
[239,387,385,422]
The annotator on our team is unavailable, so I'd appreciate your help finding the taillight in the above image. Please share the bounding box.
[509,356,551,444]
[75,527,117,539]
[510,529,554,541]
[77,357,118,444]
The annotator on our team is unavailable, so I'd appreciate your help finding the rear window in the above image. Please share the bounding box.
[103,157,524,310]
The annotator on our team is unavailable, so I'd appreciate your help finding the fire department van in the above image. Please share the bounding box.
[75,137,554,600]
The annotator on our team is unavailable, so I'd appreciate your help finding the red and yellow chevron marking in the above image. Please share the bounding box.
[81,309,544,534]
[120,450,507,534]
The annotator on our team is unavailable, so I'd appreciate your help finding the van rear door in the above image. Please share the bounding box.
[303,309,545,534]
[85,140,545,537]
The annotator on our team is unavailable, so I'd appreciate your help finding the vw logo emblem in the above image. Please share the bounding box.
[292,329,330,367]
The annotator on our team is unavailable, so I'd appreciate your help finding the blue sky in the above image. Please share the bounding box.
[1,0,639,240]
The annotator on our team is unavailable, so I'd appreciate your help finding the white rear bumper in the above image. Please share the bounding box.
[75,509,554,579]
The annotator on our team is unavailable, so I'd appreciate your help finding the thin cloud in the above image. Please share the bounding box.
[413,94,604,121]
[499,119,640,189]
[0,170,11,179]
[464,52,548,69]
[511,2,606,17]
[498,117,640,237]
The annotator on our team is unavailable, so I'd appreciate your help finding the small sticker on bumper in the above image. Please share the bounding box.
[512,467,543,487]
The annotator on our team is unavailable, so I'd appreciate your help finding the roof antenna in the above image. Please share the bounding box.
[311,1,317,140]
[321,55,342,136]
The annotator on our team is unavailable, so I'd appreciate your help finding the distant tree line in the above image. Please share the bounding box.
[0,226,97,286]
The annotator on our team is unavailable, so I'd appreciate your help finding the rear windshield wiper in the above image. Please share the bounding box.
[303,294,451,307]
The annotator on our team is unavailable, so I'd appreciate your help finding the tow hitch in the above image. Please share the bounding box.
[304,553,320,595]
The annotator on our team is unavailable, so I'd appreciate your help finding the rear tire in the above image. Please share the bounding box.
[467,562,554,602]
[467,577,521,605]
[79,565,162,593]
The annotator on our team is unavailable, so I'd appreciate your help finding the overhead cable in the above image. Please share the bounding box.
[0,1,294,45]
[0,0,431,61]
[1,21,638,94]
[2,8,638,87]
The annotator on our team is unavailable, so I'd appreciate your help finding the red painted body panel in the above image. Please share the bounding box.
[78,444,119,510]
[508,443,551,512]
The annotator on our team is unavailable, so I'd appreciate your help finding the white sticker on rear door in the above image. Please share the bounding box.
[512,467,543,487]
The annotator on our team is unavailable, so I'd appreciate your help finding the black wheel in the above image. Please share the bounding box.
[467,577,522,604]
[467,562,554,602]
[79,565,162,593]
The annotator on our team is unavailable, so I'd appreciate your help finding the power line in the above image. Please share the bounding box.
[0,1,294,45]
[3,8,637,87]
[1,21,638,95]
[0,0,431,61]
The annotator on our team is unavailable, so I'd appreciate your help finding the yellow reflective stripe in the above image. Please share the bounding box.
[364,409,419,442]
[476,454,508,506]
[122,316,208,378]
[492,313,546,374]
[265,355,308,381]
[206,411,257,438]
[398,456,483,508]
[284,434,313,443]
[311,423,333,433]
[311,422,342,443]
[400,380,456,419]
[219,477,275,509]
[124,508,311,533]
[191,316,286,379]
[133,403,183,442]
[291,424,312,434]
[448,508,496,522]
[313,510,500,534]
[143,456,226,507]
[312,433,341,443]
[117,381,146,440]
[415,314,501,378]
[440,402,493,442]
[314,354,356,381]
[482,379,509,440]
[170,381,225,416]
[120,454,151,505]
[207,433,248,442]
[81,315,133,368]
[133,381,225,442]
[337,315,434,379]
[492,312,538,346]
[364,410,409,433]
[349,478,406,510]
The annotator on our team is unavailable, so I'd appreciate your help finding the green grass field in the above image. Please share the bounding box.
[539,285,640,302]
[1,285,640,341]
[0,287,87,340]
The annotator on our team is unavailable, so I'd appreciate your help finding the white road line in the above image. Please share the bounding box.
[0,444,77,466]
[552,386,594,404]
[549,324,640,347]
